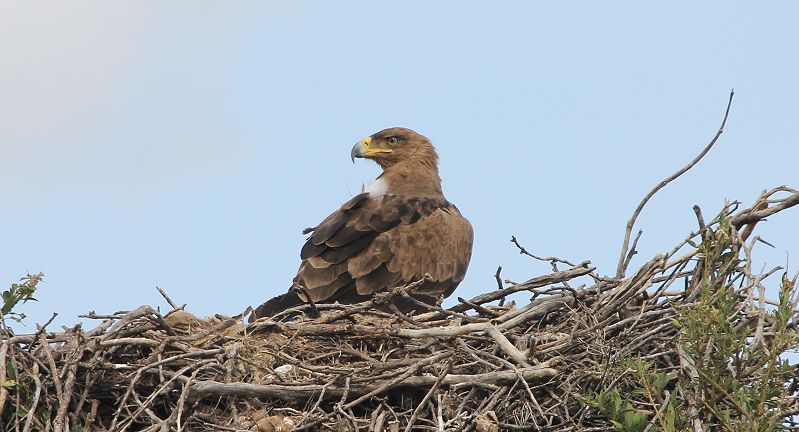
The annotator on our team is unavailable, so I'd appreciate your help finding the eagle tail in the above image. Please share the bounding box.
[249,291,305,322]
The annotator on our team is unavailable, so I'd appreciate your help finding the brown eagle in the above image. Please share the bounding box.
[251,127,473,320]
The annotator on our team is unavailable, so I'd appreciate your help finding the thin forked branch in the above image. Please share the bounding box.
[615,89,735,278]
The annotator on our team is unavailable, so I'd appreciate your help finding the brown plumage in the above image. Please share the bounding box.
[251,127,473,320]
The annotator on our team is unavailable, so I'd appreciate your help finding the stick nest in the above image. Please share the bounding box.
[2,186,799,432]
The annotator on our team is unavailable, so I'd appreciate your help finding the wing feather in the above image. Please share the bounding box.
[307,193,370,246]
[355,263,399,295]
[294,195,472,307]
[316,233,378,265]
[383,205,474,293]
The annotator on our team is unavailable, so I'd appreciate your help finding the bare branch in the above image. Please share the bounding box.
[616,89,735,278]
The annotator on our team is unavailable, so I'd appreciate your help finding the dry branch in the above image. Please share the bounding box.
[615,90,735,278]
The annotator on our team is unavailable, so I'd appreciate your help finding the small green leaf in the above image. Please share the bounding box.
[622,410,648,432]
[654,374,669,392]
[6,361,16,380]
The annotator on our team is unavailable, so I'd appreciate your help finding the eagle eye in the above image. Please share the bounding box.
[387,136,399,145]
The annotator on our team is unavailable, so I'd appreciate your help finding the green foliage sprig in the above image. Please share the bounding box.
[1,272,43,323]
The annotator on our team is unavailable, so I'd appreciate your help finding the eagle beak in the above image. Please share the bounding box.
[351,136,392,163]
[350,137,369,163]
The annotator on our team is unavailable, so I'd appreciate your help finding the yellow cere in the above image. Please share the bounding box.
[361,136,393,155]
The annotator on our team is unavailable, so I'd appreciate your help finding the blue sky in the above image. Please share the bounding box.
[2,2,798,329]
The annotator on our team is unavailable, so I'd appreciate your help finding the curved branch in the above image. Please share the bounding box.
[615,89,735,278]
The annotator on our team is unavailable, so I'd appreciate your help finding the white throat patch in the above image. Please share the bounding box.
[364,178,389,197]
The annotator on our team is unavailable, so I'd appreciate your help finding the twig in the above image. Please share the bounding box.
[156,286,180,310]
[622,230,643,274]
[495,266,506,306]
[456,297,502,318]
[733,191,799,229]
[26,313,58,353]
[190,362,556,402]
[511,235,577,267]
[22,363,41,432]
[313,277,432,324]
[450,263,594,313]
[616,89,735,277]
[486,326,531,367]
[404,361,452,432]
[0,342,7,415]
[53,336,81,432]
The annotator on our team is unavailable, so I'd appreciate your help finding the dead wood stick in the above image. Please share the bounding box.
[6,332,73,345]
[108,349,222,430]
[0,342,7,415]
[256,353,452,432]
[485,326,531,367]
[84,317,117,338]
[164,318,235,343]
[605,308,674,333]
[151,311,178,337]
[156,286,180,310]
[455,338,503,371]
[404,361,452,432]
[494,266,506,306]
[400,291,485,323]
[223,343,241,425]
[100,305,157,341]
[119,359,216,432]
[23,312,58,353]
[97,337,162,347]
[274,297,573,339]
[303,378,335,425]
[624,320,678,353]
[622,229,644,273]
[510,235,578,267]
[79,312,124,320]
[456,297,502,317]
[84,399,100,432]
[340,352,452,410]
[39,333,64,403]
[140,348,224,373]
[53,341,81,432]
[189,363,557,402]
[733,191,799,228]
[74,372,93,426]
[599,254,666,322]
[124,388,168,431]
[22,363,42,432]
[176,364,206,432]
[314,277,430,324]
[616,89,734,278]
[449,263,594,313]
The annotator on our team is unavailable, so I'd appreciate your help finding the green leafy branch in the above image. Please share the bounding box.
[1,272,43,323]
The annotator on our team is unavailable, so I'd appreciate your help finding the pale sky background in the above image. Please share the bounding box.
[2,2,798,330]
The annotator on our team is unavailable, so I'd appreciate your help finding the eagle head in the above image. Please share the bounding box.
[351,127,439,170]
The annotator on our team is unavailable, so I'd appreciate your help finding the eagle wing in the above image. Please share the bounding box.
[295,192,473,305]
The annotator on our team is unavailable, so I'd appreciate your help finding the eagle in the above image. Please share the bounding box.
[250,127,473,320]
